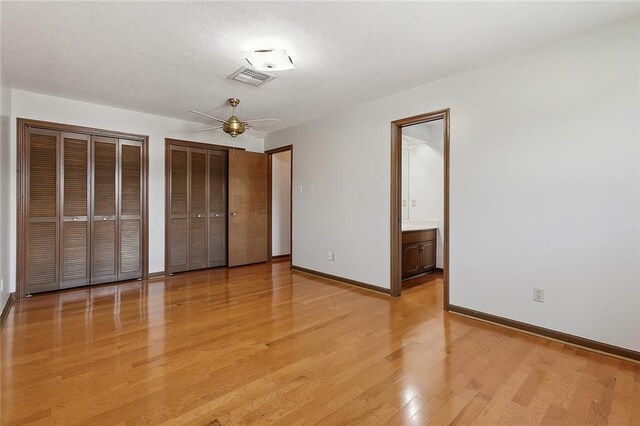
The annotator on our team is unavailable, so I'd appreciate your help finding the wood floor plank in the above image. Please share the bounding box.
[2,262,638,425]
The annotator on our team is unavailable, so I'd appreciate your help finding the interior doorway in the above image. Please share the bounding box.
[267,145,293,261]
[390,110,449,304]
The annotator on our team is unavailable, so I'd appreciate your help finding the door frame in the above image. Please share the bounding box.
[390,109,450,305]
[16,118,149,297]
[266,145,293,262]
[163,138,243,275]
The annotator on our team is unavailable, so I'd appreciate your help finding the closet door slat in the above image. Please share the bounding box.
[60,132,91,288]
[118,140,143,279]
[208,150,227,267]
[189,148,208,270]
[91,136,118,284]
[169,147,189,272]
[26,128,59,293]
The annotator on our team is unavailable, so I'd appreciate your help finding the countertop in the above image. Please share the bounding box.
[401,220,439,232]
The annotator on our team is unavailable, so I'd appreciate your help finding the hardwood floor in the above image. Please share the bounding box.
[2,261,639,425]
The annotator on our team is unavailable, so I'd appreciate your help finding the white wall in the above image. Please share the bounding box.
[6,90,264,295]
[401,147,409,220]
[403,120,445,267]
[0,83,12,311]
[271,150,291,256]
[265,18,640,351]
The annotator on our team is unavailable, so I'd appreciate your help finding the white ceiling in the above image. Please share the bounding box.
[2,2,638,133]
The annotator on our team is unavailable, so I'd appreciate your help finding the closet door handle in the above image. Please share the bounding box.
[230,212,237,216]
[73,217,79,221]
[102,217,107,221]
[197,214,202,218]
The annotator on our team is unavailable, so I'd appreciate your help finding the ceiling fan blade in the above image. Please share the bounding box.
[246,127,267,136]
[190,109,227,124]
[243,118,282,124]
[191,126,223,133]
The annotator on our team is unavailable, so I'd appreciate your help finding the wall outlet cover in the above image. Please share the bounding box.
[533,287,544,303]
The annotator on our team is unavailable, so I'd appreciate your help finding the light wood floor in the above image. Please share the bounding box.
[2,261,639,425]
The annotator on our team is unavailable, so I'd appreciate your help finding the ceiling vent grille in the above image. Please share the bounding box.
[228,66,276,86]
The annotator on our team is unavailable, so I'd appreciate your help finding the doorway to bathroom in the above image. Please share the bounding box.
[267,145,293,262]
[390,109,449,304]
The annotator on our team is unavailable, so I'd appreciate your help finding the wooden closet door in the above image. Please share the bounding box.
[26,128,60,294]
[169,146,189,273]
[91,136,118,284]
[189,148,208,270]
[60,132,90,288]
[119,140,143,280]
[228,150,268,267]
[208,150,227,267]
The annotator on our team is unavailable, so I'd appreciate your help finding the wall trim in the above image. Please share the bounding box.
[147,271,165,279]
[271,254,291,260]
[448,304,640,363]
[292,265,391,295]
[1,293,17,328]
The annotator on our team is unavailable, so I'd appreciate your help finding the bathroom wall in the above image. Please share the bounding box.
[272,150,292,256]
[403,120,445,267]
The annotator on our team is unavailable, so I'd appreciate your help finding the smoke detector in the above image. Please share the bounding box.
[228,66,276,86]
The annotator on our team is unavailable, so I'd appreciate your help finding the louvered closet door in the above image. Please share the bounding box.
[208,150,227,267]
[60,132,91,288]
[189,148,208,270]
[26,128,60,293]
[169,146,189,273]
[119,140,143,280]
[92,136,118,284]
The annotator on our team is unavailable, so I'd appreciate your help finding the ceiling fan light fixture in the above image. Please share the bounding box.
[243,49,295,71]
[223,115,245,138]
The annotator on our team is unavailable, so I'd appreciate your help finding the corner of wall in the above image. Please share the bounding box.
[0,83,14,310]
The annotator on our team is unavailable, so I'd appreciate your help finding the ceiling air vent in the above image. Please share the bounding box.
[228,66,276,86]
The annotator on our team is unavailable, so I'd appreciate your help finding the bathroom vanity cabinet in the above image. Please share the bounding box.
[402,229,437,279]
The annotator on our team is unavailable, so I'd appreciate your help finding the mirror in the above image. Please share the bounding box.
[401,120,444,222]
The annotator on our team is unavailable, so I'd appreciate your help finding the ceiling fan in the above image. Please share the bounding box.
[190,98,281,138]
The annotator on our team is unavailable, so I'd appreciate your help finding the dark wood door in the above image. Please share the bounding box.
[402,243,421,278]
[208,150,227,268]
[119,140,143,280]
[420,240,436,272]
[169,146,189,273]
[91,136,118,284]
[60,132,90,288]
[228,150,268,267]
[26,128,60,294]
[189,148,208,270]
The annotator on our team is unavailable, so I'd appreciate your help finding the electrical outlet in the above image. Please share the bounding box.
[327,251,336,261]
[411,200,416,207]
[533,287,544,303]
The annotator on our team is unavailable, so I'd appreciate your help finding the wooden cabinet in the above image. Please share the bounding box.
[19,120,147,295]
[402,229,437,279]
